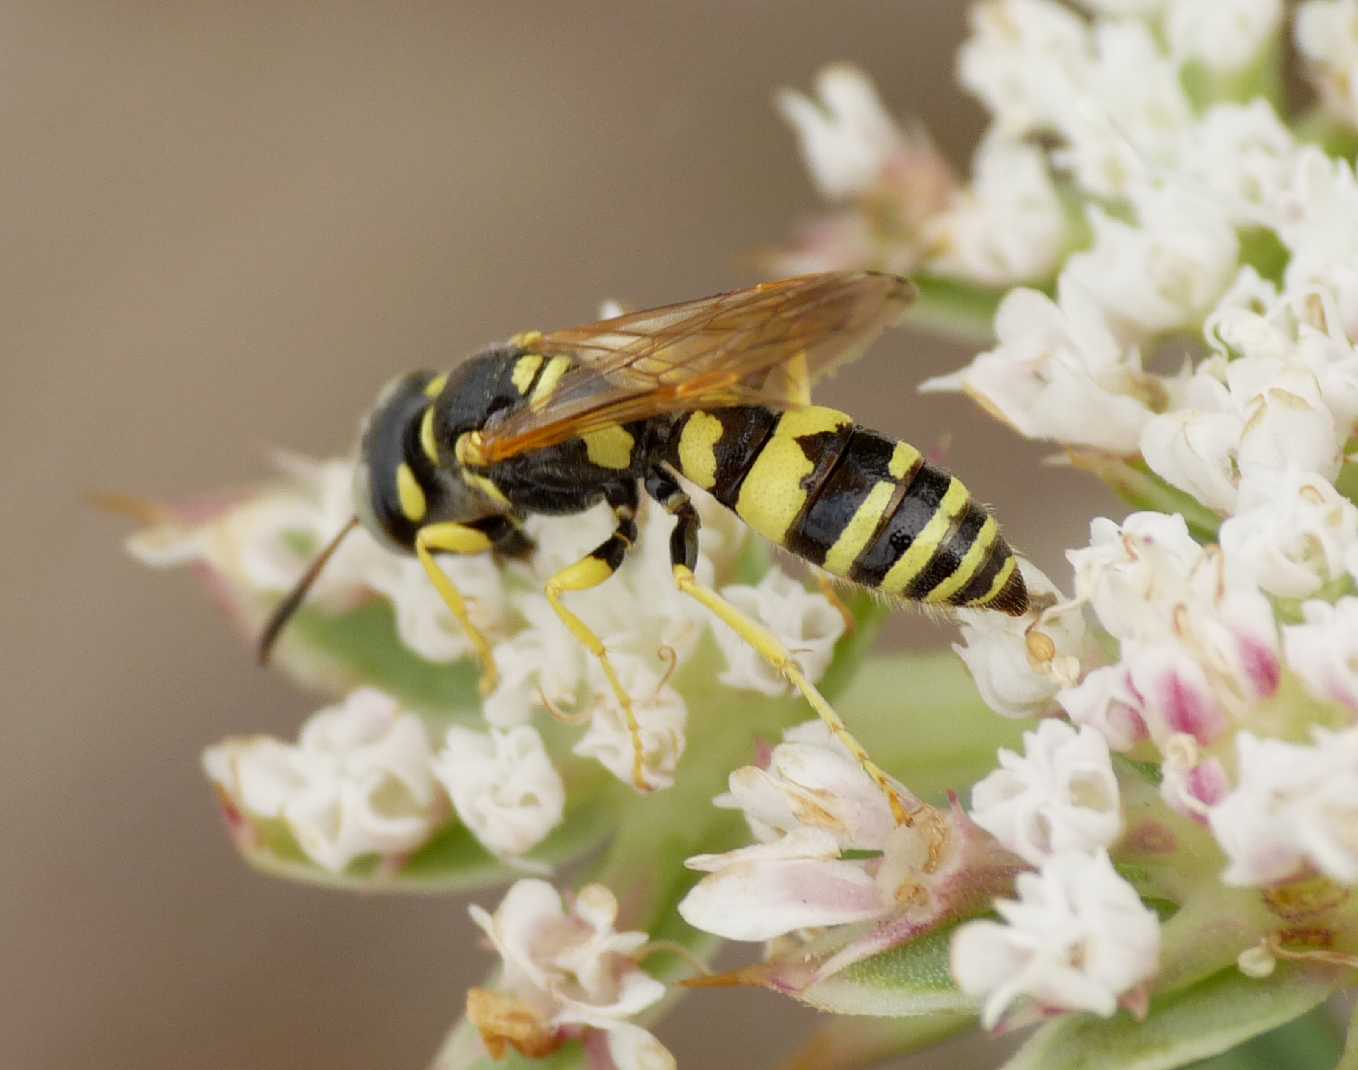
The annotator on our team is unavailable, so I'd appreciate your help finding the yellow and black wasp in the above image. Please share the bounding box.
[261,271,1027,824]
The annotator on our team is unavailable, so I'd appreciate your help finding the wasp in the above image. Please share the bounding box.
[261,271,1027,824]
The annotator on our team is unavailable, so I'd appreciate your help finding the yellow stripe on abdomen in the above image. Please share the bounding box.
[734,407,851,545]
[880,478,970,594]
[924,515,997,604]
[821,481,895,576]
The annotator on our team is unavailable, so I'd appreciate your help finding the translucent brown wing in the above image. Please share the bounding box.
[475,271,915,464]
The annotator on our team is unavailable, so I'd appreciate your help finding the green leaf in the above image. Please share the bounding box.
[285,600,481,716]
[1337,995,1358,1070]
[1001,964,1339,1070]
[1183,1005,1341,1070]
[1066,453,1221,544]
[907,274,1005,345]
[232,786,616,895]
[779,1012,975,1070]
[791,922,979,1018]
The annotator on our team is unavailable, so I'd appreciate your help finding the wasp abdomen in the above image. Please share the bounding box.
[669,406,1026,615]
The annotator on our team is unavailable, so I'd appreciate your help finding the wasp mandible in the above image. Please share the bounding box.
[261,272,1027,824]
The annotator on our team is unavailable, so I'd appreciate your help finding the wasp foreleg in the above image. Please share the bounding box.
[416,515,522,695]
[543,483,650,792]
[645,467,914,827]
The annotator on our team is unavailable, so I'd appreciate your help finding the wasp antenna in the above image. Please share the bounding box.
[257,516,360,665]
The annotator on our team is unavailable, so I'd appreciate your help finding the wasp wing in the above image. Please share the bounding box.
[475,271,915,464]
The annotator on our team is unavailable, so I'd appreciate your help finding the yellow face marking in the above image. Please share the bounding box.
[456,431,488,468]
[889,441,922,480]
[925,515,998,604]
[396,463,428,523]
[973,554,1018,607]
[424,373,448,399]
[582,424,635,470]
[530,355,572,407]
[735,407,851,544]
[822,481,895,577]
[881,478,970,595]
[420,406,440,464]
[510,329,543,348]
[511,354,544,394]
[678,411,724,489]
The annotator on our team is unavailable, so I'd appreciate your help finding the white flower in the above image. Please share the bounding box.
[1063,189,1239,336]
[958,0,1092,137]
[432,725,564,858]
[204,688,442,872]
[1182,104,1299,227]
[127,455,387,612]
[775,64,907,200]
[573,654,688,791]
[679,720,932,941]
[367,553,508,663]
[1068,513,1205,644]
[1276,149,1358,335]
[971,721,1122,865]
[678,827,888,941]
[951,850,1160,1028]
[1050,21,1193,199]
[1058,665,1149,752]
[951,562,1088,720]
[1283,599,1358,711]
[1210,728,1358,885]
[467,880,670,1067]
[716,719,903,849]
[1296,0,1358,127]
[927,131,1069,285]
[1075,0,1168,14]
[714,567,845,695]
[1220,471,1358,598]
[920,284,1154,454]
[1166,0,1283,72]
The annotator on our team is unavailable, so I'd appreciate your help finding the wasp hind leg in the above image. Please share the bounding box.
[645,468,914,827]
[543,483,650,792]
[416,516,522,695]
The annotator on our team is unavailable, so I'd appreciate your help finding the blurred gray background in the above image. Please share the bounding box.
[3,3,1113,1067]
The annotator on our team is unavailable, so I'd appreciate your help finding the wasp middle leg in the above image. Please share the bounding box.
[645,467,914,826]
[543,482,650,791]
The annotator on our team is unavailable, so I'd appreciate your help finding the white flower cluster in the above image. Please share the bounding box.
[204,688,563,871]
[133,451,850,804]
[466,879,672,1068]
[897,0,1358,1024]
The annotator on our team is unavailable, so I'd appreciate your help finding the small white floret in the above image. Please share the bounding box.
[432,725,564,858]
[951,850,1160,1027]
[970,720,1122,865]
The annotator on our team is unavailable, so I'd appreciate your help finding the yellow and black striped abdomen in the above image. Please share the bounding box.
[668,406,1027,615]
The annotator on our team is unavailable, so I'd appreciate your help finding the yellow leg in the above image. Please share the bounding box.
[544,525,649,792]
[674,564,912,826]
[416,522,499,695]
